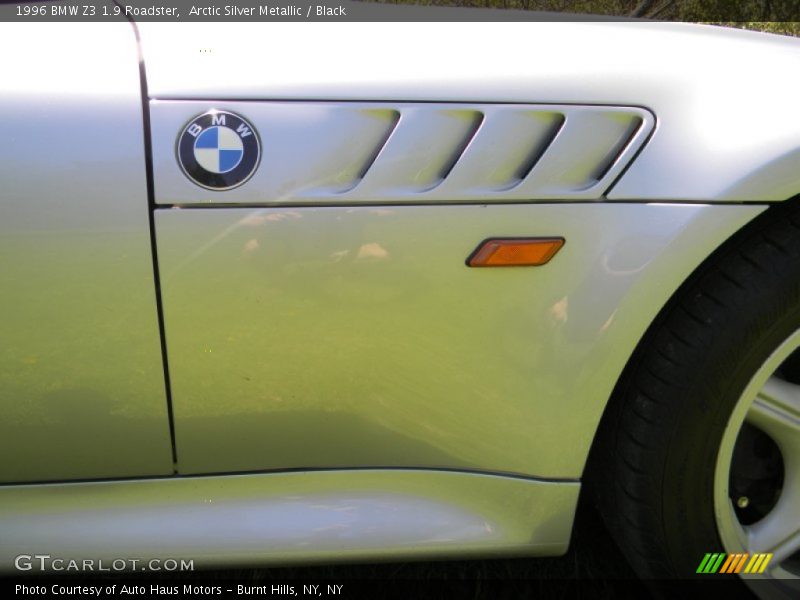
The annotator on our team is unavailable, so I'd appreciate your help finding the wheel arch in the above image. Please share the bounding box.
[582,193,800,504]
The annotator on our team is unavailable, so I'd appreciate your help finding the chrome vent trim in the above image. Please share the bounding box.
[151,102,655,205]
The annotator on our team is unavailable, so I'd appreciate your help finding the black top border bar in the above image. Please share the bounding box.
[2,0,800,23]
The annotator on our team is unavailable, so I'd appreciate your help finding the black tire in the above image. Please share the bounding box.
[587,199,800,584]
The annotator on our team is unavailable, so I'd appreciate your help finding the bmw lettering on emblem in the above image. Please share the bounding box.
[177,110,260,191]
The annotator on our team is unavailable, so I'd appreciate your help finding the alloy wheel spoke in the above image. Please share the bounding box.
[747,376,800,456]
[749,524,800,568]
[741,375,800,573]
[745,475,800,566]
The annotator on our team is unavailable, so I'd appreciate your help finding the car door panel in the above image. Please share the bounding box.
[0,23,173,482]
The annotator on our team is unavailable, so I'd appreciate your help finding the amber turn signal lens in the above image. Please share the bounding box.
[467,238,564,267]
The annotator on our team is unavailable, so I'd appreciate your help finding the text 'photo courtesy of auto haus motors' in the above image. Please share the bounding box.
[15,583,334,596]
[0,16,799,599]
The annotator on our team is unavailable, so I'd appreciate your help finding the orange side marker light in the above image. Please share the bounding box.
[467,237,565,267]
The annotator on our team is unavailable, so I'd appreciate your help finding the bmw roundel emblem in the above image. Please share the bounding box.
[177,110,260,191]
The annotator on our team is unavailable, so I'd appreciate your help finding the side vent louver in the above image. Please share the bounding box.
[340,109,401,193]
[510,113,566,186]
[151,102,655,204]
[354,108,485,195]
[591,115,644,183]
[435,110,485,184]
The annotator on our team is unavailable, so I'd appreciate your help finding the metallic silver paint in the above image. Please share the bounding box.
[0,470,578,572]
[0,24,173,482]
[0,20,794,571]
[138,22,800,202]
[152,101,653,204]
[155,203,762,478]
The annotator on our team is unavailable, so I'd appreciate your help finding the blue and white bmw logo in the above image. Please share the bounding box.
[177,110,260,191]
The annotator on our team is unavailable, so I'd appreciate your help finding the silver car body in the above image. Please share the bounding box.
[0,21,798,569]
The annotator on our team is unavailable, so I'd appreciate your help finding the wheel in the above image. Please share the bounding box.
[589,200,800,597]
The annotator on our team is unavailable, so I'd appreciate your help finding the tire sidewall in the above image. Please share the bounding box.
[660,277,800,576]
